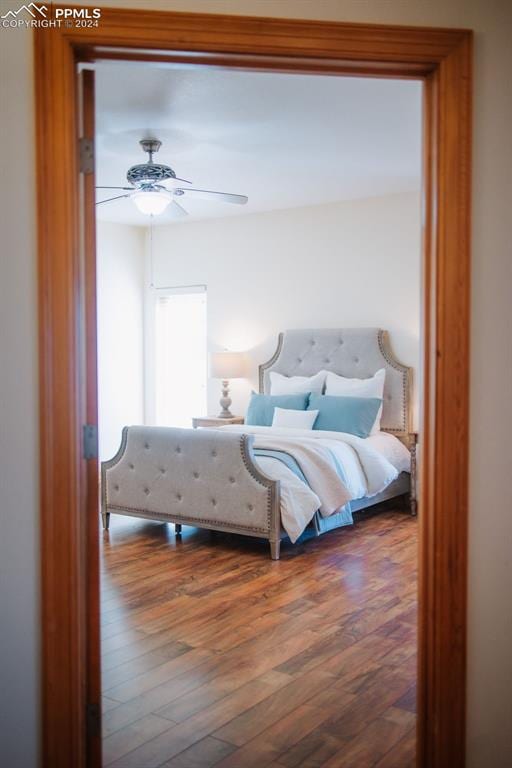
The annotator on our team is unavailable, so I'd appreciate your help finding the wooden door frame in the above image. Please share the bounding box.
[35,8,472,768]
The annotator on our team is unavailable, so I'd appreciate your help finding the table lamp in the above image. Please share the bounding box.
[209,351,246,418]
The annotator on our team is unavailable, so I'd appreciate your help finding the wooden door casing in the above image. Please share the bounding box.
[34,9,472,768]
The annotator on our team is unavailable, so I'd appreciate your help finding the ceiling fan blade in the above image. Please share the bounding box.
[96,186,134,191]
[176,188,248,205]
[161,177,192,187]
[171,200,189,217]
[96,194,131,206]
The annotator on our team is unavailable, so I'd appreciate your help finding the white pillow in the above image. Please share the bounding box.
[269,370,325,396]
[272,407,319,430]
[324,368,386,434]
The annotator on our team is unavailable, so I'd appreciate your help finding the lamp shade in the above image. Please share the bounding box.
[131,189,171,216]
[209,351,246,379]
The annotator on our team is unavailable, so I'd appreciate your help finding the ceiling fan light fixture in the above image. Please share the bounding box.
[131,189,171,216]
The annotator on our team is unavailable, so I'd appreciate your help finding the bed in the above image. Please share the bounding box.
[101,328,417,559]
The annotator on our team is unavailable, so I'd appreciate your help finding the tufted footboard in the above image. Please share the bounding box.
[101,426,282,559]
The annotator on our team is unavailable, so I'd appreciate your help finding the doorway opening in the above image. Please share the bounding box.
[94,59,421,766]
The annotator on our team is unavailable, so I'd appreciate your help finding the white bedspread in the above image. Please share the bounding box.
[219,424,410,543]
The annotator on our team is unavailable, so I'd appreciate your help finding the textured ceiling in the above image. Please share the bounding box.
[94,61,422,227]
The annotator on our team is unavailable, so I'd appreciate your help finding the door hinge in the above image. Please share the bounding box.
[79,136,94,174]
[83,424,98,460]
[86,702,101,739]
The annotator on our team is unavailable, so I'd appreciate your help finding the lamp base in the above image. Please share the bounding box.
[218,380,233,418]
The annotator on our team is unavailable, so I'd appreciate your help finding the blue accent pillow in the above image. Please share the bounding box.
[246,392,310,427]
[307,394,382,438]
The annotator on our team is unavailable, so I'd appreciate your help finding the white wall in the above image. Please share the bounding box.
[150,193,421,423]
[1,1,511,766]
[0,24,39,768]
[97,221,145,460]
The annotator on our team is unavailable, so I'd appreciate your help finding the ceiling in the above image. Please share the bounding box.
[94,62,422,227]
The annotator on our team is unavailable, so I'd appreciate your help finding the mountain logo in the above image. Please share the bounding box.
[1,3,48,19]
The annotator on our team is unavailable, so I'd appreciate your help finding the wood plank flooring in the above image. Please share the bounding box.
[101,509,417,767]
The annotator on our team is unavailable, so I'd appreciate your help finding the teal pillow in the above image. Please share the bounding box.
[307,394,382,438]
[246,392,310,427]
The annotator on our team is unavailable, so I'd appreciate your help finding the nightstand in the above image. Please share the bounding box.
[192,415,245,429]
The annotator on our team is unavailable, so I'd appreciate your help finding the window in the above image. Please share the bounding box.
[151,286,207,427]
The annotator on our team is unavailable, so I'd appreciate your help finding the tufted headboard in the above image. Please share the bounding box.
[259,328,412,435]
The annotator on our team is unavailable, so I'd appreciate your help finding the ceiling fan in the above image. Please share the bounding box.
[96,138,249,217]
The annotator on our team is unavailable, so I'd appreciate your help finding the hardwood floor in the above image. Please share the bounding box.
[101,508,417,767]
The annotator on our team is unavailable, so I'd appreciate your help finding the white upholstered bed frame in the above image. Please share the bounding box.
[101,328,416,559]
